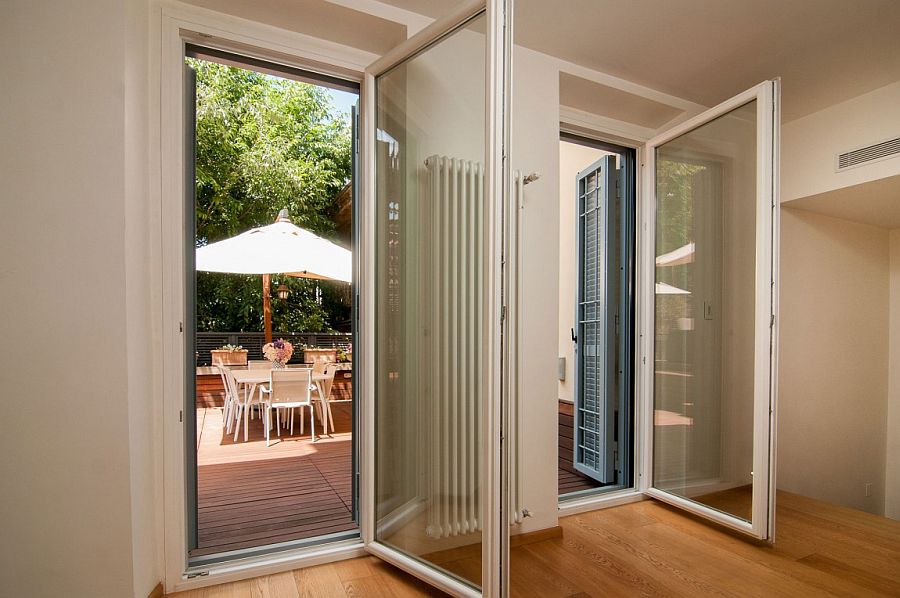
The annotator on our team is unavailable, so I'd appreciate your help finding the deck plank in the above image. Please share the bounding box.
[191,406,357,558]
[558,401,604,496]
[192,399,603,556]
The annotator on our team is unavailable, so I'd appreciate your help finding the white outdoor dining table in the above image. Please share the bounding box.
[229,369,331,440]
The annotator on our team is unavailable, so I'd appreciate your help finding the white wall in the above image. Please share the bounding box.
[511,47,564,533]
[782,81,900,203]
[125,0,161,594]
[557,141,612,405]
[0,1,157,596]
[778,207,889,515]
[886,230,900,519]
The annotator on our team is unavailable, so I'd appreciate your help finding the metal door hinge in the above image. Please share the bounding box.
[179,321,183,333]
[179,410,183,423]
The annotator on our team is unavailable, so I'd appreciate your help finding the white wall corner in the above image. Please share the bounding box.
[781,80,900,203]
[886,229,900,519]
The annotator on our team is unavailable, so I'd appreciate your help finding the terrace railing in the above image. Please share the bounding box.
[196,331,352,366]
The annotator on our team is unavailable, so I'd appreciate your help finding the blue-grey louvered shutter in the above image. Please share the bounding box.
[573,155,617,483]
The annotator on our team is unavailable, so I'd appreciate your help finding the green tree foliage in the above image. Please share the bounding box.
[655,158,706,336]
[190,58,353,333]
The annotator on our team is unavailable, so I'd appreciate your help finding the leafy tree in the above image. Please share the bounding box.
[655,158,706,336]
[189,58,353,333]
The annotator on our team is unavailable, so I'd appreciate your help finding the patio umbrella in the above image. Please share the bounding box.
[196,209,351,342]
[656,242,694,267]
[655,282,690,295]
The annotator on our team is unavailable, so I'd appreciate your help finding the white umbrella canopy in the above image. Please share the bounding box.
[196,210,351,283]
[196,209,351,343]
[655,282,690,295]
[656,242,694,268]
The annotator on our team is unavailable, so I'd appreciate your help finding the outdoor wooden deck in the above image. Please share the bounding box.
[192,402,356,557]
[191,392,598,557]
[558,401,605,496]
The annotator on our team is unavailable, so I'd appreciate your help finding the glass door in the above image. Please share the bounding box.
[361,0,510,595]
[643,80,778,540]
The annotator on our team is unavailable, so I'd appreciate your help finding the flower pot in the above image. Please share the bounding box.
[210,349,248,366]
[303,348,337,365]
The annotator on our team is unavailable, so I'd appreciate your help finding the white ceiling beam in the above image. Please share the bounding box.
[557,58,705,114]
[560,106,657,143]
[324,0,432,37]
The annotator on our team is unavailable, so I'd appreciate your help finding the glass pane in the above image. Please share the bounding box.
[374,12,486,589]
[653,100,757,523]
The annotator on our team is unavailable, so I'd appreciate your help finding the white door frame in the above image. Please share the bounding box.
[555,128,648,516]
[637,80,780,540]
[155,3,377,592]
[360,0,511,595]
[156,0,510,595]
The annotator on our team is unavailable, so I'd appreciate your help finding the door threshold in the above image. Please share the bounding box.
[558,488,644,516]
[173,536,364,594]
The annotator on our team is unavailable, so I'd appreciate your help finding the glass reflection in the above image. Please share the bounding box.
[653,101,758,522]
[374,13,487,589]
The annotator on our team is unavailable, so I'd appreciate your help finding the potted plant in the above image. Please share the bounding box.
[210,344,248,366]
[303,345,338,365]
[336,344,352,363]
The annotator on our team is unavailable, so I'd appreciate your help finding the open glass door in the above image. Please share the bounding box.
[361,0,509,595]
[643,80,778,540]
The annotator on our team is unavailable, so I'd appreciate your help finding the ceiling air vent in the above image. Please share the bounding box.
[836,136,900,172]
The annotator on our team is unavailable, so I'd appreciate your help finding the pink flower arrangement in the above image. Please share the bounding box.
[262,338,294,366]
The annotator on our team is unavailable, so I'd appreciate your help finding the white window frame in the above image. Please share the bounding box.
[156,0,512,594]
[637,80,780,540]
[155,3,376,592]
[556,126,647,516]
[360,0,510,595]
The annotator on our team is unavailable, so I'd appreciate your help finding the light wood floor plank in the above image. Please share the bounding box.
[170,491,900,598]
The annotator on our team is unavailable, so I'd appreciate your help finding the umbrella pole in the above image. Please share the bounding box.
[262,273,273,344]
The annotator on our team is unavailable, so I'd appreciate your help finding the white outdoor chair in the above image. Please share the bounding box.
[312,363,340,434]
[216,364,234,427]
[259,369,315,447]
[220,366,254,442]
[244,361,272,419]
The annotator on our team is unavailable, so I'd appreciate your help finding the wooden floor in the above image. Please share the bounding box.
[558,401,604,496]
[171,490,900,597]
[193,403,356,557]
[168,555,443,597]
[193,398,591,556]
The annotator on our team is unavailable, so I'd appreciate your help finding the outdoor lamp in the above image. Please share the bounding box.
[276,283,289,301]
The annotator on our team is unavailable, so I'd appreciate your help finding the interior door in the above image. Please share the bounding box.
[361,0,510,595]
[643,80,779,540]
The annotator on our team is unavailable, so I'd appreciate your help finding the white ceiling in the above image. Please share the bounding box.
[183,0,406,55]
[380,0,900,121]
[559,73,683,129]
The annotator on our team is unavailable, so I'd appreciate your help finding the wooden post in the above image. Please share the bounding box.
[262,273,272,343]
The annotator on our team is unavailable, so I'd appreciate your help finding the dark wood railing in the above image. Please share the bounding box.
[195,331,351,366]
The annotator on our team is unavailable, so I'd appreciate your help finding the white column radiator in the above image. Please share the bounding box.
[423,155,526,539]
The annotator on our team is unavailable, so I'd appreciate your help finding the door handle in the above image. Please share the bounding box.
[571,327,577,343]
